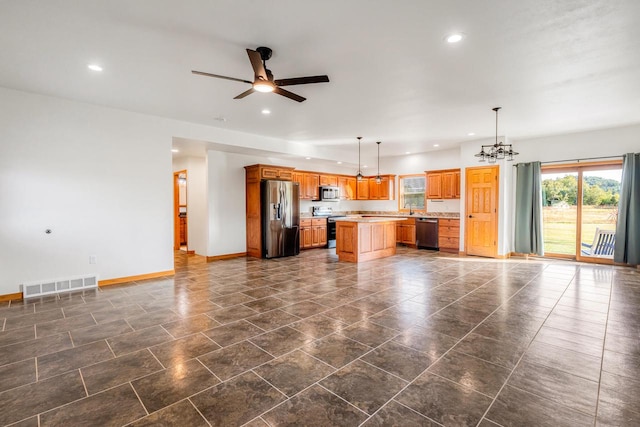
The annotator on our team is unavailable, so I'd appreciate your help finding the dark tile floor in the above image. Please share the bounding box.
[1,248,639,426]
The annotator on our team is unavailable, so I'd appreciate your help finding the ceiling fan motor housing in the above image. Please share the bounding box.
[256,46,272,61]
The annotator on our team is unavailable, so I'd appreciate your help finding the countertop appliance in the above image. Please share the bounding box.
[318,186,340,202]
[262,180,300,258]
[416,217,439,249]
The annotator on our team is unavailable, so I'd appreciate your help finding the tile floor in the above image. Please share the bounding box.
[0,248,639,426]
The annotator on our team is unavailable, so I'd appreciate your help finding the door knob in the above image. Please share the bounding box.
[468,215,474,218]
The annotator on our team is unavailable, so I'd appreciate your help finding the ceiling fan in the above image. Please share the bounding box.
[192,46,329,103]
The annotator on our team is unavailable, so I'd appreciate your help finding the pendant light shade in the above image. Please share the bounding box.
[475,107,519,163]
[356,136,364,181]
[375,141,382,184]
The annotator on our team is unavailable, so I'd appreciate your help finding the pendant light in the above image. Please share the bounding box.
[475,107,519,163]
[375,141,382,184]
[356,136,364,181]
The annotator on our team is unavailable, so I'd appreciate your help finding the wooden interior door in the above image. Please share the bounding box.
[465,166,499,257]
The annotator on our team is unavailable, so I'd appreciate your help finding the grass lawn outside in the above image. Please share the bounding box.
[542,205,617,256]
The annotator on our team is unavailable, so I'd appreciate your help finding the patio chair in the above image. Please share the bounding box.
[581,228,616,257]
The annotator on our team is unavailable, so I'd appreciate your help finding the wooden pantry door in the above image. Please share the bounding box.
[465,165,499,258]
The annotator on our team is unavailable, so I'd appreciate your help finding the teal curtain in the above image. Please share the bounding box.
[514,162,544,255]
[614,153,640,265]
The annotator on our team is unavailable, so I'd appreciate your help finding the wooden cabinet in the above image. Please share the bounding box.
[356,175,395,200]
[292,172,304,199]
[258,166,294,181]
[426,169,460,199]
[396,218,416,246]
[438,218,460,253]
[307,174,319,200]
[338,176,356,200]
[300,218,327,249]
[319,174,338,187]
[367,175,394,200]
[356,178,369,200]
[426,172,442,199]
[295,172,319,200]
[454,171,461,198]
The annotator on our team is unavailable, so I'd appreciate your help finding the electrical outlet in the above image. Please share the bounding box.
[89,255,97,265]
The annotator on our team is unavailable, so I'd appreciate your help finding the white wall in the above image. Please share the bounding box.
[0,87,303,295]
[0,88,173,294]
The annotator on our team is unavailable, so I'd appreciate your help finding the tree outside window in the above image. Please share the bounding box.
[399,175,425,212]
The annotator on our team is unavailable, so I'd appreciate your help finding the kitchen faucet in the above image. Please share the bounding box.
[404,201,414,215]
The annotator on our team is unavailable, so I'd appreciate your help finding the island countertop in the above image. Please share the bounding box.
[334,217,408,223]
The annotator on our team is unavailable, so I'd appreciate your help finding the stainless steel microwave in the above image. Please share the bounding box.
[318,186,340,201]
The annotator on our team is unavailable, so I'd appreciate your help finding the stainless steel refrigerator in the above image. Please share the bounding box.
[261,180,300,258]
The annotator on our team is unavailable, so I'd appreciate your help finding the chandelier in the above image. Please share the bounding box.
[475,107,518,163]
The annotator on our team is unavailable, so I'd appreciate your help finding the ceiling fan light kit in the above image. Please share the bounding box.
[192,46,329,102]
[475,107,519,163]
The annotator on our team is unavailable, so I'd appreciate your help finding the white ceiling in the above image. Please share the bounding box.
[1,0,639,159]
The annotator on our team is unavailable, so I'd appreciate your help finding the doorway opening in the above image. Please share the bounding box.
[173,170,188,252]
[541,161,622,263]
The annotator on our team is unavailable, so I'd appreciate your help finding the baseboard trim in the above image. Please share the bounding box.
[0,292,23,302]
[99,270,175,287]
[186,250,195,255]
[207,252,247,262]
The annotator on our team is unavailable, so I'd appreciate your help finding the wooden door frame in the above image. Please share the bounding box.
[173,170,187,251]
[464,165,499,258]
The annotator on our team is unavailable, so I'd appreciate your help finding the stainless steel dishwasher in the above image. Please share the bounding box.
[416,218,439,249]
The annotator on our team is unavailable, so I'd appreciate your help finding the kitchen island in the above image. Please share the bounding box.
[334,217,407,262]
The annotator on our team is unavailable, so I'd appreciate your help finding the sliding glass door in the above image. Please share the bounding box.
[541,162,622,262]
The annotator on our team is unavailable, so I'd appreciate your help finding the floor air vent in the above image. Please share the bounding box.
[21,275,98,298]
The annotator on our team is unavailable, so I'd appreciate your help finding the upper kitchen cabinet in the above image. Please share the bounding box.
[368,175,395,200]
[293,172,319,200]
[356,178,369,200]
[426,169,460,199]
[356,175,396,200]
[319,174,338,187]
[252,165,295,181]
[338,176,356,200]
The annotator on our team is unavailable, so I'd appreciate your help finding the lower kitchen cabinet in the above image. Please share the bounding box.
[438,218,460,252]
[300,218,327,249]
[396,218,416,246]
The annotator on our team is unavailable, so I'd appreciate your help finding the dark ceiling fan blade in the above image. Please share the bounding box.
[234,88,256,99]
[191,70,252,84]
[246,49,268,80]
[274,87,306,102]
[274,75,330,87]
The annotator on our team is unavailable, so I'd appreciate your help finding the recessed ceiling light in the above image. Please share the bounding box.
[171,149,179,153]
[433,144,440,147]
[305,157,311,160]
[337,161,343,164]
[87,64,103,72]
[446,33,465,43]
[363,165,368,168]
[405,152,411,155]
[261,109,271,115]
[468,132,475,136]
